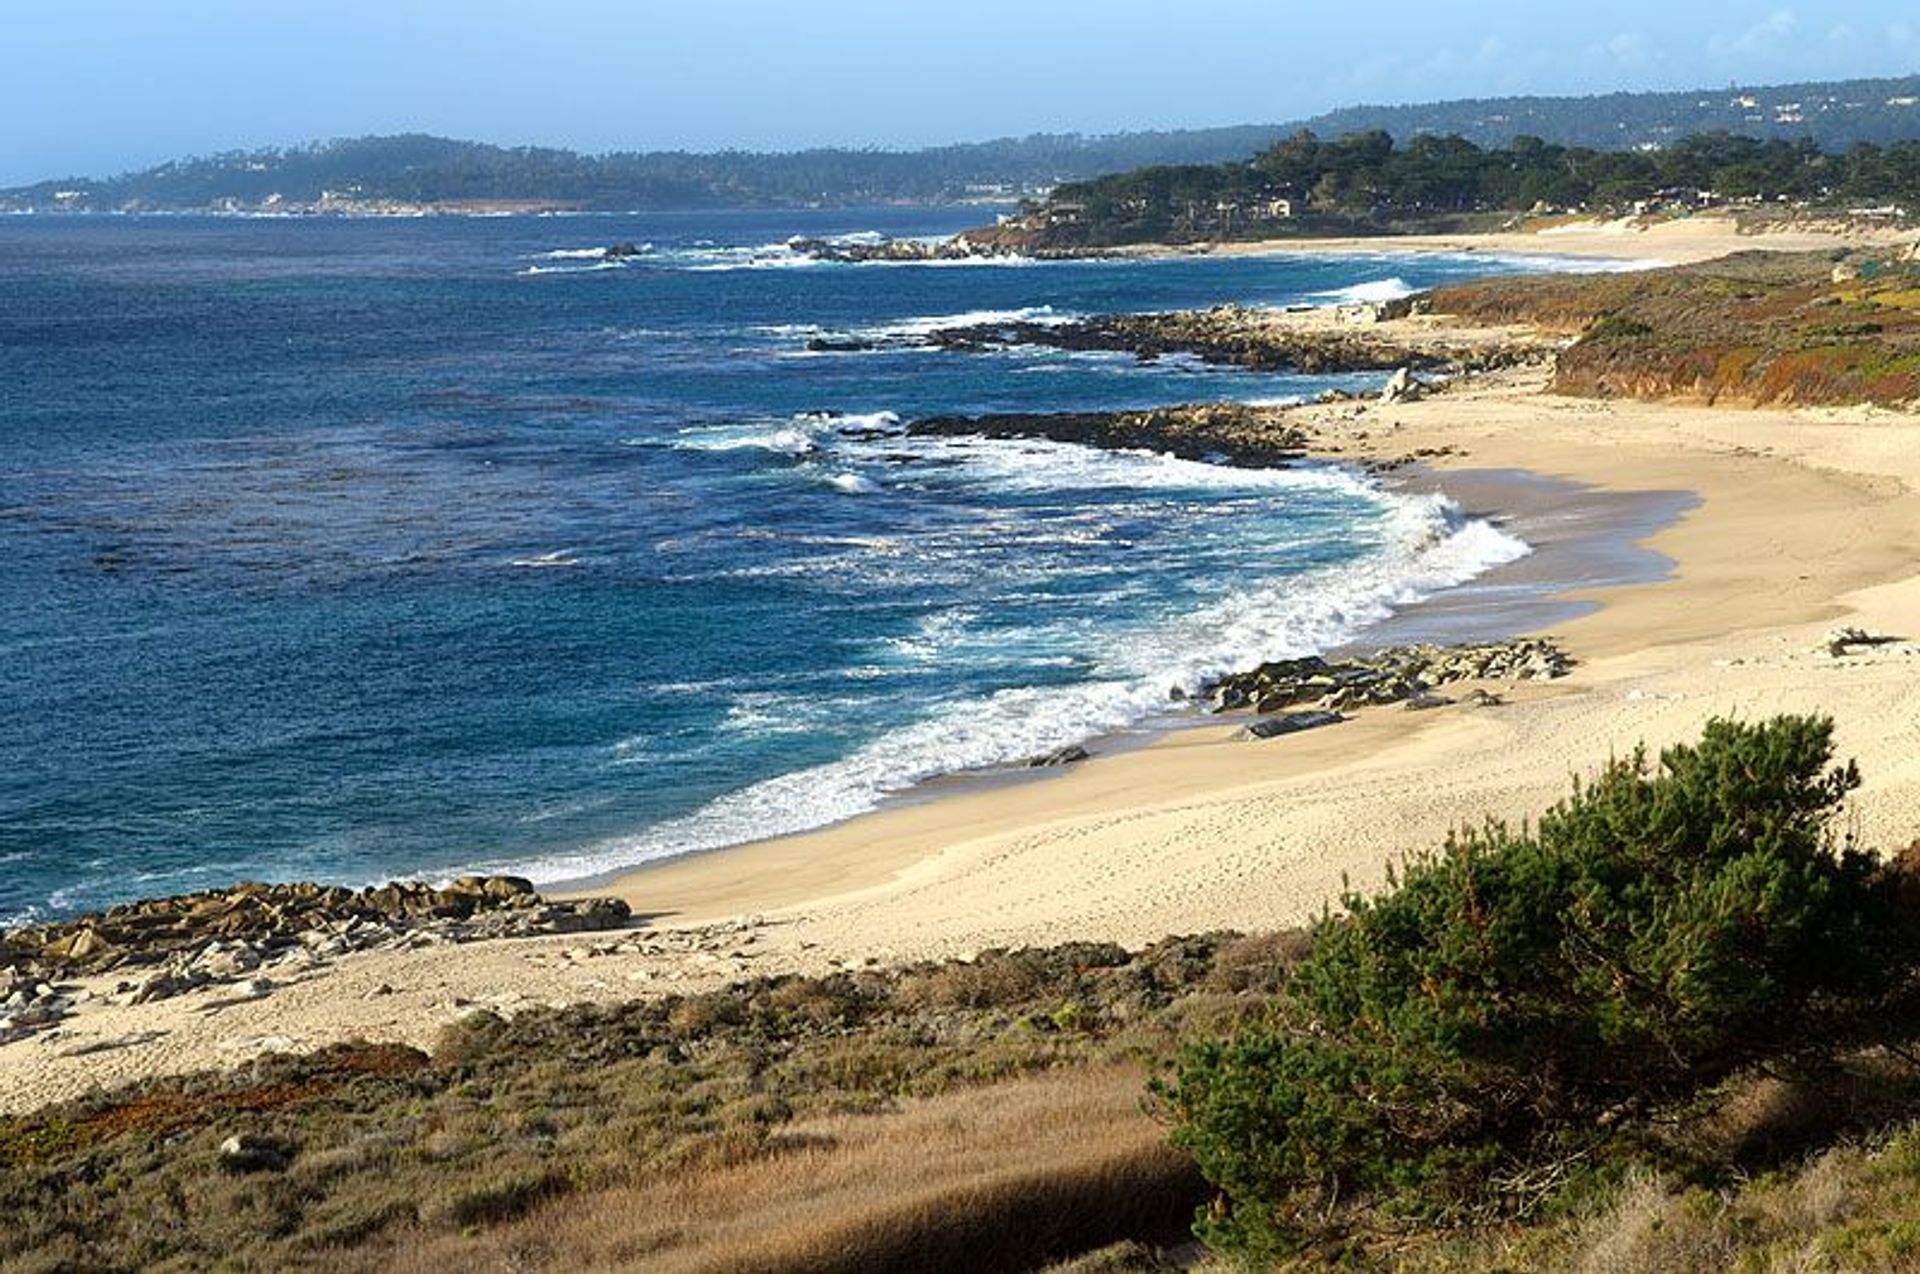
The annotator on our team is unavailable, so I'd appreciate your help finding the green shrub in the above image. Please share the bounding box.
[1584,314,1656,342]
[1163,716,1912,1263]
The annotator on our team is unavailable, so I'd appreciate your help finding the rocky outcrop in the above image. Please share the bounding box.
[920,305,1471,375]
[0,877,632,1040]
[786,230,1106,264]
[800,302,1542,382]
[1204,639,1573,716]
[786,236,975,264]
[783,235,1069,265]
[0,874,629,1043]
[1824,626,1902,656]
[907,403,1312,468]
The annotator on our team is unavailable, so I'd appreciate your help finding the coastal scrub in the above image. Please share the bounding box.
[1162,715,1918,1263]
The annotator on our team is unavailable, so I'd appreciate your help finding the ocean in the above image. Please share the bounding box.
[0,208,1591,923]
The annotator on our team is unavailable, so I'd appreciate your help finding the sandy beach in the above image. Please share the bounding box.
[1118,212,1917,266]
[8,223,1920,1114]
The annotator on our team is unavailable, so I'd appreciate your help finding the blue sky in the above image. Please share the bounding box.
[5,1,1918,185]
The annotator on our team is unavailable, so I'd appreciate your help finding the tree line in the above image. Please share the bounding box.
[1046,129,1920,243]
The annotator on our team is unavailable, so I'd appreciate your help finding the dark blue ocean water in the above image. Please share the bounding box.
[0,209,1570,921]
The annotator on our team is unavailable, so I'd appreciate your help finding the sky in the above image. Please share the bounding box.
[5,1,1919,186]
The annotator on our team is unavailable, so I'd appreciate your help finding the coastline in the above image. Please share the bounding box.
[1111,213,1916,267]
[570,358,1919,938]
[549,462,1691,905]
[8,225,1920,1114]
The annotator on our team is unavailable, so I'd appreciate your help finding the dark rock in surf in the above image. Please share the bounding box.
[1237,710,1345,740]
[1025,745,1092,768]
[907,403,1311,469]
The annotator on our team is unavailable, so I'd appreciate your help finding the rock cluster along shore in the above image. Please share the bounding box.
[805,302,1545,380]
[1205,639,1575,717]
[919,305,1455,374]
[908,403,1313,468]
[783,235,1082,265]
[0,878,631,1044]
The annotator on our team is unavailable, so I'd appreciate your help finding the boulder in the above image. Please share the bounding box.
[218,1134,291,1173]
[1380,367,1425,404]
[1237,710,1344,741]
[6,874,635,987]
[482,876,536,901]
[1825,626,1899,656]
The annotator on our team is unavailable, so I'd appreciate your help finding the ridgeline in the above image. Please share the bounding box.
[7,71,1920,214]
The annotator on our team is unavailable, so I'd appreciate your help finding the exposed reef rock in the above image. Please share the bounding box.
[920,305,1468,374]
[907,403,1312,468]
[800,302,1545,384]
[784,235,1078,265]
[1204,639,1573,716]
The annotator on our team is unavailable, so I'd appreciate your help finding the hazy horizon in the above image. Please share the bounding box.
[6,1,1919,187]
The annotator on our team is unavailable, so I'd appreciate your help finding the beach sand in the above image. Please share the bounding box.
[8,226,1920,1113]
[1121,212,1916,266]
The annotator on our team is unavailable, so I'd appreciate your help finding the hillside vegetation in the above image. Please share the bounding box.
[16,719,1920,1270]
[1299,73,1920,152]
[1431,249,1920,405]
[10,72,1920,214]
[986,131,1920,250]
[0,129,1293,213]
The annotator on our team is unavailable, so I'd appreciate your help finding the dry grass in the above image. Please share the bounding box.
[23,920,1920,1273]
[386,1064,1200,1274]
[0,935,1270,1272]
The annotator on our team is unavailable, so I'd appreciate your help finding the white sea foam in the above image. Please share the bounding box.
[914,434,1357,495]
[508,549,582,568]
[766,307,1077,357]
[868,305,1070,339]
[1312,277,1417,305]
[790,230,888,248]
[531,243,651,260]
[677,242,825,272]
[1462,251,1660,275]
[663,240,1056,273]
[675,421,825,455]
[486,451,1531,887]
[827,473,879,494]
[822,409,901,433]
[673,410,904,455]
[519,261,627,277]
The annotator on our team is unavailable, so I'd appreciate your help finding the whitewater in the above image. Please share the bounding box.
[0,207,1563,920]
